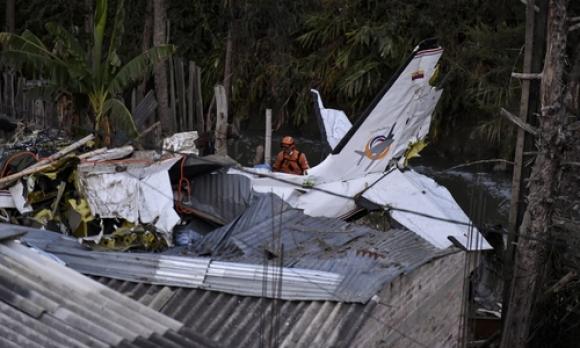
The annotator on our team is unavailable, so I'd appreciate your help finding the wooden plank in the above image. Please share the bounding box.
[265,109,272,165]
[194,64,205,132]
[9,73,15,118]
[214,85,228,156]
[508,0,537,246]
[0,134,95,189]
[501,0,547,342]
[3,73,7,108]
[187,61,195,131]
[500,108,538,135]
[176,58,187,131]
[168,56,177,132]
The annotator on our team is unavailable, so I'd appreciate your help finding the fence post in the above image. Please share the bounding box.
[214,85,228,156]
[168,56,177,133]
[187,61,195,131]
[265,109,272,165]
[194,64,205,132]
[176,58,187,131]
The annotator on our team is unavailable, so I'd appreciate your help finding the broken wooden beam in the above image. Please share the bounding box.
[500,108,539,136]
[511,72,543,80]
[0,134,95,189]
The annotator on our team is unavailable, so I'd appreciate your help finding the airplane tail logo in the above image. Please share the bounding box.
[354,123,396,169]
[364,135,391,160]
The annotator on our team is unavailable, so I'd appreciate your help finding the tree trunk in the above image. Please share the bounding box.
[84,0,93,36]
[5,0,15,33]
[223,27,233,102]
[500,0,569,346]
[139,0,154,97]
[153,0,171,135]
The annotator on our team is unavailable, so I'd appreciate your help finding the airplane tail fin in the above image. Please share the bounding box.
[308,39,444,182]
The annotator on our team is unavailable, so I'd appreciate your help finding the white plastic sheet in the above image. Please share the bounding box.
[79,155,181,243]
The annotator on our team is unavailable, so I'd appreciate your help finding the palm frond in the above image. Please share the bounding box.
[108,45,175,95]
[103,97,139,138]
[0,49,64,73]
[92,0,108,73]
[45,22,86,62]
[107,0,125,69]
[1,30,58,61]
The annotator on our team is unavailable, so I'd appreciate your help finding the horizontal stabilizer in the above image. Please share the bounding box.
[361,169,492,250]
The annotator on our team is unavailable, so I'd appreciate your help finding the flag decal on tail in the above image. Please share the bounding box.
[411,69,425,80]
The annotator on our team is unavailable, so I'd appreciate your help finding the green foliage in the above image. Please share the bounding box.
[8,0,526,154]
[1,0,174,141]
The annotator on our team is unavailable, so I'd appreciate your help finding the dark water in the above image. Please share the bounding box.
[228,134,511,226]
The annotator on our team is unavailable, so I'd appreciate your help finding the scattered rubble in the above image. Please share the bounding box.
[0,128,211,251]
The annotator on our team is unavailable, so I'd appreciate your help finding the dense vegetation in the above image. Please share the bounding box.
[2,0,526,156]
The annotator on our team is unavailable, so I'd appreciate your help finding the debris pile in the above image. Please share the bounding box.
[0,129,202,251]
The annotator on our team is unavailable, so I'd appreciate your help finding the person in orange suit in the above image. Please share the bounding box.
[272,136,309,175]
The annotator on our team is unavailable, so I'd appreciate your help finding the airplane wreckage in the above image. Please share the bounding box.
[0,39,490,259]
[230,39,492,251]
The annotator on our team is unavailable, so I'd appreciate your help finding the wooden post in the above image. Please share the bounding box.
[214,85,228,156]
[502,0,548,339]
[9,73,14,118]
[195,64,205,132]
[177,58,187,131]
[187,61,195,131]
[168,56,177,132]
[501,0,564,346]
[265,109,272,165]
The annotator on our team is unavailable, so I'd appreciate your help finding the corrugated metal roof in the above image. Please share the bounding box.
[22,229,345,302]
[92,277,378,348]
[0,230,219,348]
[21,192,447,303]
[185,170,253,224]
[188,193,447,302]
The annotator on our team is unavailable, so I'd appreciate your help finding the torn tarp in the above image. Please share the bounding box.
[78,154,181,243]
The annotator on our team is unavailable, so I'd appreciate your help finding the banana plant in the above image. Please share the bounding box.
[0,0,175,144]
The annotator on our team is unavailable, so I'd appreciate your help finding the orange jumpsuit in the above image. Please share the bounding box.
[272,149,309,175]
